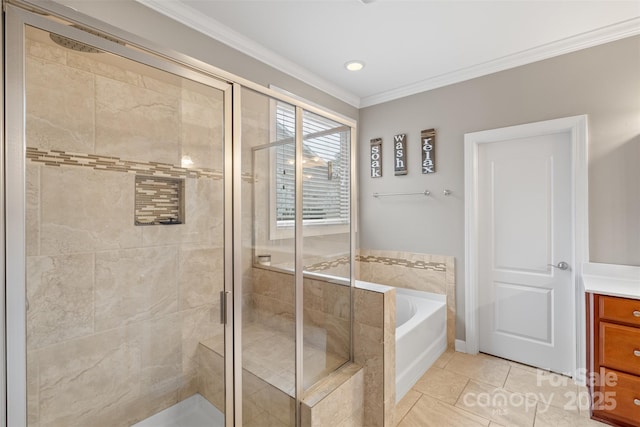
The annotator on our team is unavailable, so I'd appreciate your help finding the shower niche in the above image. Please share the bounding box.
[134,176,185,225]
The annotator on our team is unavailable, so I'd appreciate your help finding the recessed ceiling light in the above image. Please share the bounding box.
[345,60,365,71]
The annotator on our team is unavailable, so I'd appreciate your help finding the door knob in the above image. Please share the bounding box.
[548,261,569,270]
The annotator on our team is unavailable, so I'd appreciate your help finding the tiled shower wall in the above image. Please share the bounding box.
[24,28,224,427]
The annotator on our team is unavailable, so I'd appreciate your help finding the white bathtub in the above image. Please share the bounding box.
[395,287,447,402]
[354,281,447,403]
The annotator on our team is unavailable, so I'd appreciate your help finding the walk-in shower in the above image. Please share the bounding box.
[3,3,356,426]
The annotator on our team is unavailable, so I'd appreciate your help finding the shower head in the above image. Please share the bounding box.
[49,26,124,53]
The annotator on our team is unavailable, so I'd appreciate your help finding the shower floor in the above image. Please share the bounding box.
[131,393,223,427]
[201,321,348,395]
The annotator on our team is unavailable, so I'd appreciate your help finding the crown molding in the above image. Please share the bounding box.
[360,17,640,108]
[135,1,639,110]
[135,0,361,108]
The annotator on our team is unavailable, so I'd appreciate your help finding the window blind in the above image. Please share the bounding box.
[274,103,350,226]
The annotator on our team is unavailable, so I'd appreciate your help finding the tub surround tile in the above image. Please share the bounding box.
[382,288,396,427]
[354,287,384,328]
[353,286,395,427]
[357,248,456,349]
[302,365,364,427]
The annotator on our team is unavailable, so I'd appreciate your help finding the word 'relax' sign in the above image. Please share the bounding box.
[394,133,408,175]
[421,128,436,174]
[370,138,382,178]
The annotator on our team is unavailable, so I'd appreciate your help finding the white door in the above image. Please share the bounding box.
[476,130,573,374]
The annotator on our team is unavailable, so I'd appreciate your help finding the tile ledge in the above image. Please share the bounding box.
[303,362,362,408]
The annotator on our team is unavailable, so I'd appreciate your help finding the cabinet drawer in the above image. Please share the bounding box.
[600,295,640,327]
[600,322,640,376]
[593,368,640,426]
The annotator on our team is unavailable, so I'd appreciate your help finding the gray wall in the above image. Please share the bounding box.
[54,0,359,120]
[358,35,640,340]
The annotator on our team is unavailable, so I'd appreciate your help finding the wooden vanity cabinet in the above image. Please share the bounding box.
[587,293,640,427]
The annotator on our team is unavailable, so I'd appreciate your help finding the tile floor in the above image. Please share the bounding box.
[396,351,608,427]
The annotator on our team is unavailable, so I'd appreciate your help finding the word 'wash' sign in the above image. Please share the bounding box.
[394,133,408,176]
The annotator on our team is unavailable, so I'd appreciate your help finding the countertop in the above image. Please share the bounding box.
[582,262,640,300]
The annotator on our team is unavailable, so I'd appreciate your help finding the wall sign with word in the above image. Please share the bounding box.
[394,133,408,175]
[370,138,382,178]
[421,128,436,174]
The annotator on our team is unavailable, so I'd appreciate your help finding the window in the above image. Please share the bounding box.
[271,102,350,237]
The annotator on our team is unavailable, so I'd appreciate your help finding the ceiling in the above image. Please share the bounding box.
[138,0,640,108]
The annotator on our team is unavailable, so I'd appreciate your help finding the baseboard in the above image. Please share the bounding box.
[455,339,466,353]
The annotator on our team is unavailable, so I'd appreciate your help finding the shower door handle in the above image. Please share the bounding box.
[220,290,230,324]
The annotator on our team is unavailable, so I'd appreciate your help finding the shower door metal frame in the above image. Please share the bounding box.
[4,4,235,426]
[0,7,6,427]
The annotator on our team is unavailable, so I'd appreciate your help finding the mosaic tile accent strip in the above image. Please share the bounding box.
[357,254,446,272]
[304,255,446,273]
[26,147,222,180]
[305,256,350,272]
[135,176,184,225]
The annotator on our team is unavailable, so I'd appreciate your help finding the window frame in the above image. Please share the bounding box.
[268,100,351,240]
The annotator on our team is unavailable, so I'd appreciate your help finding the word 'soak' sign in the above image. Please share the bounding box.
[370,138,382,178]
[421,128,436,174]
[394,133,408,176]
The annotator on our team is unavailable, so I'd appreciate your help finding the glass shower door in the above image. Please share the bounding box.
[6,8,233,426]
[240,88,297,427]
